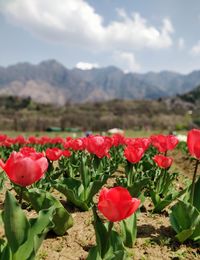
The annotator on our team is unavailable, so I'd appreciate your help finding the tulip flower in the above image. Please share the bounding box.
[187,129,200,204]
[111,134,125,146]
[19,146,36,155]
[187,129,200,160]
[85,135,111,158]
[98,186,140,222]
[46,148,63,161]
[125,138,151,151]
[153,154,173,169]
[65,137,86,151]
[151,134,179,153]
[62,150,71,157]
[124,145,144,164]
[0,151,48,187]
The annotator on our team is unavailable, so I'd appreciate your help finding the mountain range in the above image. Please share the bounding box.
[1,60,200,105]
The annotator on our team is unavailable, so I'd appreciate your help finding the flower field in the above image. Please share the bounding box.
[0,131,199,259]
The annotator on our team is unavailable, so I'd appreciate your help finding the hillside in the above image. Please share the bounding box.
[179,84,200,104]
[1,60,200,105]
[0,94,197,132]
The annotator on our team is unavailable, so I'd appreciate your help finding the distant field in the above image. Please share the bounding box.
[0,129,186,138]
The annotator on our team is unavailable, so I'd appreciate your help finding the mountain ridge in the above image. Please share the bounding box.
[1,60,200,105]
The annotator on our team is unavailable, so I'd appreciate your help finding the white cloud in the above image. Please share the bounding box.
[190,41,200,55]
[113,51,141,72]
[0,0,174,51]
[76,62,99,70]
[177,38,185,50]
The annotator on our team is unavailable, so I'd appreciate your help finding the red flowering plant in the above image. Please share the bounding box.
[116,140,150,199]
[147,153,184,213]
[0,146,73,238]
[61,137,86,178]
[87,187,140,259]
[53,135,116,211]
[108,134,126,170]
[0,149,48,202]
[170,129,200,244]
[150,134,179,155]
[45,146,73,183]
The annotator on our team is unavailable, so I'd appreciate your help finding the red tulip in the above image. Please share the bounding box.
[125,138,150,151]
[28,136,38,144]
[19,146,36,155]
[151,134,178,153]
[50,137,65,145]
[98,187,140,222]
[65,138,86,151]
[46,148,63,161]
[124,145,144,163]
[0,134,7,143]
[153,154,173,169]
[0,151,48,187]
[62,150,71,157]
[14,135,27,145]
[187,129,200,160]
[111,134,125,146]
[85,135,111,158]
[166,135,179,150]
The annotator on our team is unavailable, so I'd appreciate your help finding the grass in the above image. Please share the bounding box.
[0,129,172,138]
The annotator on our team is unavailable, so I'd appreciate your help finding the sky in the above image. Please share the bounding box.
[1,0,200,73]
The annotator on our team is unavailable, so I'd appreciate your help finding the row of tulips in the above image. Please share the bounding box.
[0,130,199,259]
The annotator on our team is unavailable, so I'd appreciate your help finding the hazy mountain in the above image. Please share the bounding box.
[1,60,200,105]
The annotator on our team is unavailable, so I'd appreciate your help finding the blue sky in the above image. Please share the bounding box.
[1,0,200,73]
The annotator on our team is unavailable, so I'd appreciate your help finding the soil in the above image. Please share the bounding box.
[1,147,200,260]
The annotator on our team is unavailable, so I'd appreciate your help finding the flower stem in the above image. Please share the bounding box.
[19,186,23,205]
[190,159,199,204]
[127,162,133,186]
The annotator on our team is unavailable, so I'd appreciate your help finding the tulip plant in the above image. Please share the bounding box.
[53,135,123,211]
[170,129,200,243]
[148,154,185,213]
[87,187,140,259]
[0,149,73,236]
[117,139,151,198]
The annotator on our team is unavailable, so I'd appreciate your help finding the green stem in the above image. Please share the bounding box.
[19,186,23,205]
[127,162,133,187]
[190,159,199,204]
[102,221,114,258]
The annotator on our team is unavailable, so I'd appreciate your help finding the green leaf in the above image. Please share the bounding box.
[103,230,128,260]
[190,218,200,243]
[153,189,186,213]
[54,179,89,210]
[3,191,30,254]
[87,246,102,260]
[86,178,108,205]
[193,176,200,211]
[0,244,12,260]
[120,213,137,248]
[128,177,150,197]
[92,206,109,257]
[170,200,200,243]
[176,228,195,243]
[150,190,160,206]
[25,188,73,235]
[15,207,55,260]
